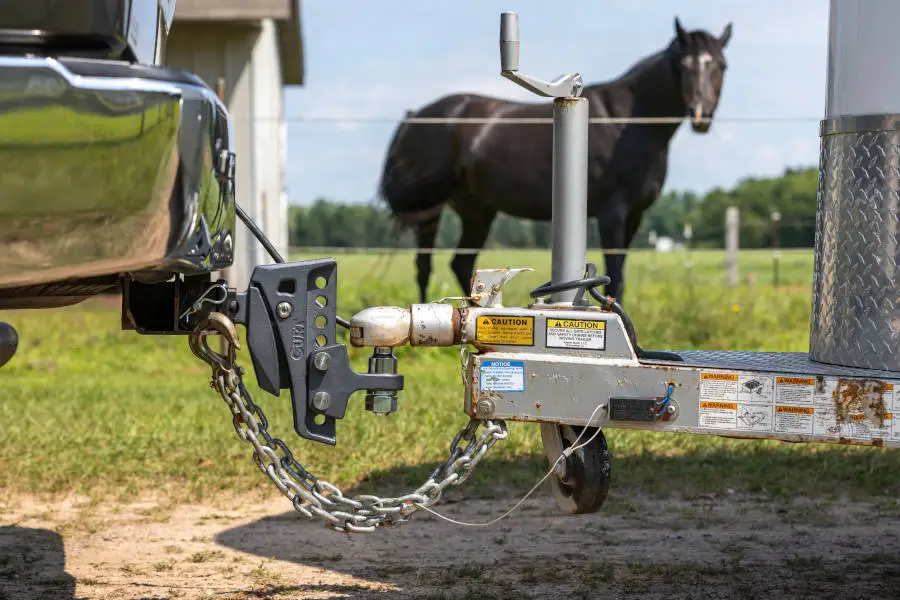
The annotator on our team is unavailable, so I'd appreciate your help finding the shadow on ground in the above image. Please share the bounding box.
[0,526,75,600]
[215,451,900,599]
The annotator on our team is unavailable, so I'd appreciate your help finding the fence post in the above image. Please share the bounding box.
[725,206,739,287]
[771,211,781,287]
[683,223,693,284]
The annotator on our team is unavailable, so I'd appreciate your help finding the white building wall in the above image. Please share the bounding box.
[163,20,289,290]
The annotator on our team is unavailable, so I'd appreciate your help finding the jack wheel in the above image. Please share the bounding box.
[540,423,610,514]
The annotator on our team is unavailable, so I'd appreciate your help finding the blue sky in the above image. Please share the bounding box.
[283,0,828,206]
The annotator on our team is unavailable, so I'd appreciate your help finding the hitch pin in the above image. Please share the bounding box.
[180,282,229,321]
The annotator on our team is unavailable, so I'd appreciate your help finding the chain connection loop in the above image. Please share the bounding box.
[189,312,508,533]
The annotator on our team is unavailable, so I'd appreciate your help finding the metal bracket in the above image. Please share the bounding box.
[470,267,533,308]
[229,258,404,446]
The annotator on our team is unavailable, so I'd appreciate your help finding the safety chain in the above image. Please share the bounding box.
[188,312,509,533]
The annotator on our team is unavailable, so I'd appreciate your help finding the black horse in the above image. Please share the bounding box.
[378,18,732,303]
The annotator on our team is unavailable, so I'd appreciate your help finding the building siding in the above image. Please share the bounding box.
[165,21,288,289]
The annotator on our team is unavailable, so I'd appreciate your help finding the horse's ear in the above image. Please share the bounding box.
[719,22,733,47]
[674,17,689,47]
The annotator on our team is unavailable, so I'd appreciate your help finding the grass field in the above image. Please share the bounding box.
[2,248,898,507]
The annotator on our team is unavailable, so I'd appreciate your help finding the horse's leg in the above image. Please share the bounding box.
[414,214,442,303]
[598,191,631,302]
[450,205,496,296]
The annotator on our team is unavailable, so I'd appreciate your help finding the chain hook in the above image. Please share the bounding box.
[189,311,240,372]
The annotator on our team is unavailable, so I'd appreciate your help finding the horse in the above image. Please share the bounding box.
[377,17,732,304]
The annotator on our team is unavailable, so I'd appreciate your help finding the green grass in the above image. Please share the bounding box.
[1,248,897,505]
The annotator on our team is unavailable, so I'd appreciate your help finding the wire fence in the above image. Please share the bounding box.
[287,246,816,290]
[288,246,813,256]
[242,115,824,125]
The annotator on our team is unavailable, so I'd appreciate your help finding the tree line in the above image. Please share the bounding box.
[288,166,818,250]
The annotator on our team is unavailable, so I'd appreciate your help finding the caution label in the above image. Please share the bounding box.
[545,318,606,350]
[475,315,534,346]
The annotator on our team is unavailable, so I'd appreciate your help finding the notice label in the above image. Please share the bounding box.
[479,360,525,392]
[475,316,534,346]
[545,318,606,350]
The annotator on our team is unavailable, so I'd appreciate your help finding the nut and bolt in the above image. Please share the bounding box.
[365,347,399,416]
[276,302,292,319]
[313,352,331,371]
[365,392,399,416]
[475,398,495,419]
[666,404,676,415]
[311,391,331,412]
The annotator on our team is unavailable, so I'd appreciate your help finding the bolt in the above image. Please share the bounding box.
[313,352,331,371]
[475,282,485,291]
[475,398,495,419]
[666,404,676,415]
[276,302,292,319]
[311,391,331,411]
[365,392,398,416]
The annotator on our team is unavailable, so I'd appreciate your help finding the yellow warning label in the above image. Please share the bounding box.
[700,401,738,410]
[701,373,739,381]
[475,315,534,346]
[776,405,815,414]
[546,319,606,330]
[776,377,816,386]
[545,318,606,350]
[885,383,894,391]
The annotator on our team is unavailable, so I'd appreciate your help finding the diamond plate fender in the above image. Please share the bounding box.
[810,115,900,372]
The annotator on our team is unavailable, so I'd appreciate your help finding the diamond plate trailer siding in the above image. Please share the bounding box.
[810,0,900,372]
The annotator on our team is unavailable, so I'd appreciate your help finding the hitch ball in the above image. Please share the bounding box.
[349,304,460,348]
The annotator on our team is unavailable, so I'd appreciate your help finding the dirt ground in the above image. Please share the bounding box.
[2,489,899,600]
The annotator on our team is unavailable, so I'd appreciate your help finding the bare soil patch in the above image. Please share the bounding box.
[2,490,899,599]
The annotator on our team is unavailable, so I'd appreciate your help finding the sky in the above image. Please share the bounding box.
[282,1,829,206]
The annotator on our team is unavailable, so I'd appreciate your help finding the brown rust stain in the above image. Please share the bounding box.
[451,308,462,344]
[834,378,887,428]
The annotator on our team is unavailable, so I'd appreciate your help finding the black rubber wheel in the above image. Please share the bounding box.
[540,423,611,514]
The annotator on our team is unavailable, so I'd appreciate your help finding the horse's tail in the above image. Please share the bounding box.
[377,95,469,226]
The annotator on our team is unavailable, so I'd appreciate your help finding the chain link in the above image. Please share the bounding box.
[189,312,508,533]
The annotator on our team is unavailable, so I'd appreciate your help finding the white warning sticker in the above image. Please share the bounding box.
[813,377,840,438]
[837,381,893,441]
[775,404,814,434]
[700,372,739,400]
[775,376,816,404]
[545,318,606,350]
[699,373,739,429]
[479,360,525,393]
[700,372,772,432]
[700,401,738,429]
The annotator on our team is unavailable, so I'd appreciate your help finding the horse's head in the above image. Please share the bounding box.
[671,17,732,133]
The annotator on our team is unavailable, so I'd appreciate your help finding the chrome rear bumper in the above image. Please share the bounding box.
[0,55,235,294]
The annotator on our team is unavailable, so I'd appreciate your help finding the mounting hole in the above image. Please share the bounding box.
[315,315,327,328]
[315,295,328,308]
[315,335,327,347]
[278,279,296,295]
[314,414,326,426]
[315,276,328,289]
